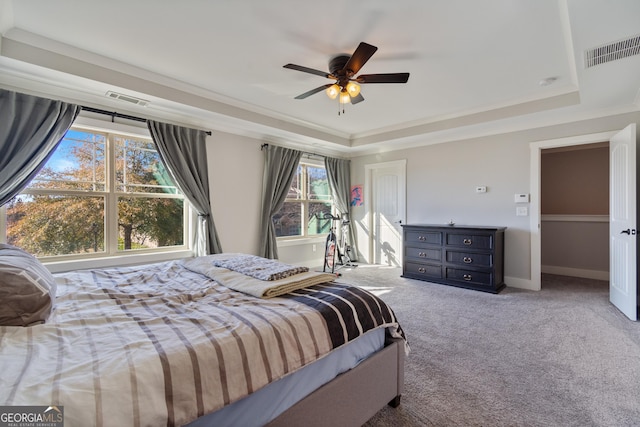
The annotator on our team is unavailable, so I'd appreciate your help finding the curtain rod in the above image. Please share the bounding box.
[260,143,326,159]
[81,106,212,136]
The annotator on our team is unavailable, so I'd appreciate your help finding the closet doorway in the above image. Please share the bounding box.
[530,126,638,320]
[540,142,609,281]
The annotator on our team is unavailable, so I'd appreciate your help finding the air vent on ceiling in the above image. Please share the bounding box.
[584,34,640,68]
[105,91,149,106]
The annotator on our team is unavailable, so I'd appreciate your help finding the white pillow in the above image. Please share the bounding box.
[0,243,57,326]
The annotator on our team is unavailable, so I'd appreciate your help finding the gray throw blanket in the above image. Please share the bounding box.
[206,253,309,281]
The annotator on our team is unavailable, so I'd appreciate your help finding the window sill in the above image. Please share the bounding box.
[45,249,195,274]
[277,236,327,247]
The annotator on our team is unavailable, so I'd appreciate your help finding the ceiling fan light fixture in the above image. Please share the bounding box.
[346,81,361,97]
[326,84,340,99]
[339,89,351,104]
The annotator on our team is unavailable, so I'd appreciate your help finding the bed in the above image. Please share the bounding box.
[0,246,407,426]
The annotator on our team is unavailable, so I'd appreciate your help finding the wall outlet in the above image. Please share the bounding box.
[312,244,316,252]
[516,206,528,216]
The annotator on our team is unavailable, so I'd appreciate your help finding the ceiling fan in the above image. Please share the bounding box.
[283,42,410,109]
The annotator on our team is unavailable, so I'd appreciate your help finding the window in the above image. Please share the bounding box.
[274,162,333,238]
[4,126,188,259]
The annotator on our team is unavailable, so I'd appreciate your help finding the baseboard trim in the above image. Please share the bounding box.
[504,276,537,291]
[542,265,609,281]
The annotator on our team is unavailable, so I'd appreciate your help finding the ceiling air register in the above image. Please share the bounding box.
[584,33,640,68]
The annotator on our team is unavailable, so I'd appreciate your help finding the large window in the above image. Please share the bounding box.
[4,126,188,259]
[274,162,333,238]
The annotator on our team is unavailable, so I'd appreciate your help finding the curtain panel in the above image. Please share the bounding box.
[324,156,359,261]
[0,90,80,207]
[259,145,302,259]
[147,120,222,256]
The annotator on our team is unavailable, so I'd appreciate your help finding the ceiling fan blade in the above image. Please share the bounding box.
[283,64,333,79]
[357,73,410,84]
[343,42,378,75]
[294,84,334,99]
[350,93,365,105]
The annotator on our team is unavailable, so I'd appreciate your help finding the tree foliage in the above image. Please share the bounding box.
[6,132,184,256]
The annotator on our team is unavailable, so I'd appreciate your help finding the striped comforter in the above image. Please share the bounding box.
[0,258,404,427]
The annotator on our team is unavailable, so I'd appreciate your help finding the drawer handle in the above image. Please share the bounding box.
[463,274,472,281]
[418,267,426,273]
[419,252,427,257]
[418,235,426,241]
[463,257,473,264]
[463,238,472,245]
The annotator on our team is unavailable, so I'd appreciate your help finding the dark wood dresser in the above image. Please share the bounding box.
[402,224,506,293]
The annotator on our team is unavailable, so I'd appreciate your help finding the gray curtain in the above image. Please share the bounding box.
[324,156,359,261]
[0,90,80,206]
[259,145,302,259]
[147,120,222,256]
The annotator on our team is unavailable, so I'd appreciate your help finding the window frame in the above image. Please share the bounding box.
[0,116,195,272]
[276,157,334,243]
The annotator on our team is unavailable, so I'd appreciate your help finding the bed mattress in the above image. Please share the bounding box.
[187,328,385,426]
[0,256,405,426]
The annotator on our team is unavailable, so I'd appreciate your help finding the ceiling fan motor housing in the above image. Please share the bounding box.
[329,55,352,83]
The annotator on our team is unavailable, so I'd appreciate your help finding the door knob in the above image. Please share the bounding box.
[620,229,637,235]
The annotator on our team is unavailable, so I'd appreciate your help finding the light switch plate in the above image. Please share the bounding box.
[476,186,487,193]
[514,193,529,203]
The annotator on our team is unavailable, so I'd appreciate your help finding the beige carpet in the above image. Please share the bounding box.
[333,265,640,427]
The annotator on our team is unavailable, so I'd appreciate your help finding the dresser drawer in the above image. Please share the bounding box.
[446,233,493,249]
[405,230,442,245]
[404,261,442,280]
[446,250,493,268]
[445,268,493,287]
[406,246,441,262]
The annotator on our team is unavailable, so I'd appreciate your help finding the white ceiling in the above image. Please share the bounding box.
[1,0,639,155]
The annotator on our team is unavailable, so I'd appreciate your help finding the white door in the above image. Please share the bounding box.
[610,124,638,321]
[369,161,406,266]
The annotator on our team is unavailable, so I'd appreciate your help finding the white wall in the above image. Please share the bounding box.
[349,111,640,289]
[350,134,531,283]
[277,240,327,269]
[207,111,640,283]
[208,131,263,255]
[207,131,327,267]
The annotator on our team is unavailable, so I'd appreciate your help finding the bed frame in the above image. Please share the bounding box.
[267,337,405,426]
